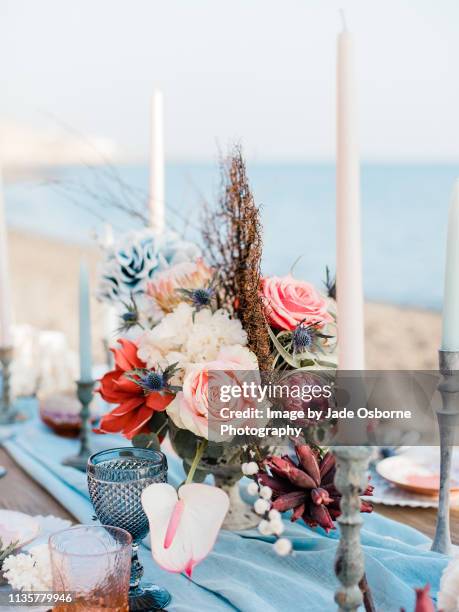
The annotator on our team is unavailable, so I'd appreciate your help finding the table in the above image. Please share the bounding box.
[0,449,74,522]
[0,448,458,543]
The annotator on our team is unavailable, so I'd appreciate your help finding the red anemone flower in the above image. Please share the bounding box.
[96,338,174,439]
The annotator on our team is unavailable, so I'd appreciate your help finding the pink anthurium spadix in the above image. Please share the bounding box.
[141,483,229,577]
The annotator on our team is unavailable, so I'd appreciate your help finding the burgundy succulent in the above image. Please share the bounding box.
[257,445,373,532]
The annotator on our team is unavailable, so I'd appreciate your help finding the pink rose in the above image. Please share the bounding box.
[261,275,332,331]
[166,346,259,439]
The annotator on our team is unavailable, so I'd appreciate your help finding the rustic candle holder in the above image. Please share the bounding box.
[63,379,95,472]
[333,445,372,612]
[0,345,15,425]
[431,350,459,555]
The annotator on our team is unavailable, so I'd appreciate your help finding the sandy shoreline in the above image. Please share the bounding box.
[7,229,441,370]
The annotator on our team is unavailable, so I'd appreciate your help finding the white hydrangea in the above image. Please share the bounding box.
[184,309,247,363]
[139,303,193,364]
[137,303,248,370]
[3,544,52,591]
[438,556,459,612]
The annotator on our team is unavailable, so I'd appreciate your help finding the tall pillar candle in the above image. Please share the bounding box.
[336,24,365,371]
[79,261,92,382]
[441,180,459,350]
[149,89,165,234]
[0,168,13,349]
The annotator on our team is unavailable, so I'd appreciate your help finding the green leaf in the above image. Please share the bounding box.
[316,355,338,369]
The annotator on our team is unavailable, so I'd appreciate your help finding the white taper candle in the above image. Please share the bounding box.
[441,180,459,351]
[336,24,365,371]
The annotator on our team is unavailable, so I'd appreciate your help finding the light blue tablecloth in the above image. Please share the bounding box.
[2,413,450,612]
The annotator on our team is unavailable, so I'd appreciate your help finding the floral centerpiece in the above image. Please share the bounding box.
[95,149,356,532]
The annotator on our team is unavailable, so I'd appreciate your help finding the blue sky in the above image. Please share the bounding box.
[1,0,459,161]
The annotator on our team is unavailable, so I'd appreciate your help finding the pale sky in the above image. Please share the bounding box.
[1,0,459,162]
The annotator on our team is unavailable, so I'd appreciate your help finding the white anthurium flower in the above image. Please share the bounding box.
[141,483,229,577]
[438,556,459,611]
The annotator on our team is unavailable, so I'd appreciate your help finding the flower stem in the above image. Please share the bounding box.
[185,439,208,484]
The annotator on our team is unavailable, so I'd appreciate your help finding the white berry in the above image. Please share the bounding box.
[259,486,272,500]
[245,461,259,476]
[270,518,285,535]
[246,482,259,496]
[268,509,281,521]
[254,498,270,515]
[257,520,273,536]
[274,538,292,556]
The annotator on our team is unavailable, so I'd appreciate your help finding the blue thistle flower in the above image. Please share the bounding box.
[117,295,142,333]
[121,311,138,323]
[191,288,214,307]
[292,324,313,355]
[126,362,181,395]
[139,371,165,392]
[177,286,214,311]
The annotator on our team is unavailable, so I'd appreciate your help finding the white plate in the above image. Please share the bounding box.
[367,466,459,508]
[0,510,41,550]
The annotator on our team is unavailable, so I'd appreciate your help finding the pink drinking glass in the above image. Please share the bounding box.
[48,525,132,611]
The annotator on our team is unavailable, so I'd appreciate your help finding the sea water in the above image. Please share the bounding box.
[4,161,458,310]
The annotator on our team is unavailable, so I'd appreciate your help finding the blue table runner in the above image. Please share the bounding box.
[2,416,449,612]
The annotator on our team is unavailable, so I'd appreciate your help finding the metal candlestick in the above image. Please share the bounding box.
[333,446,372,612]
[0,346,15,425]
[431,350,459,555]
[63,379,95,471]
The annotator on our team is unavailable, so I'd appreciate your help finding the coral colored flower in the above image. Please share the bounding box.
[146,259,213,314]
[96,339,174,439]
[141,483,229,577]
[261,275,332,331]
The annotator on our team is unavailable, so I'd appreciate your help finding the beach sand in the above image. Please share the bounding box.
[8,229,441,370]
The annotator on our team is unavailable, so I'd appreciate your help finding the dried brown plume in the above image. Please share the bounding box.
[202,147,271,371]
